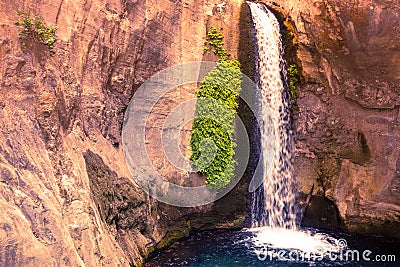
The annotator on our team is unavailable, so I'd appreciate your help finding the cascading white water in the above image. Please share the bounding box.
[248,1,297,230]
[245,2,341,258]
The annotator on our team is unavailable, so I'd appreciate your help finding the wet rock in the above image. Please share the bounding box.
[301,195,341,230]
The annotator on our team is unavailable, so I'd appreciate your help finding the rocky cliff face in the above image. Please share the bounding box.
[0,0,250,266]
[268,0,400,238]
[1,0,399,265]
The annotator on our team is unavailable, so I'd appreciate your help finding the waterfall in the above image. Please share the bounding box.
[248,2,297,230]
[242,3,341,258]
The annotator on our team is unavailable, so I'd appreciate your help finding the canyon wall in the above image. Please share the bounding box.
[268,0,400,238]
[0,0,399,265]
[0,0,249,266]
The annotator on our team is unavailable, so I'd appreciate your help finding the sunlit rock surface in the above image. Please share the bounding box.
[0,0,249,265]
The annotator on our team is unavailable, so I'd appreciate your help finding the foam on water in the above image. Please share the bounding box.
[247,227,341,255]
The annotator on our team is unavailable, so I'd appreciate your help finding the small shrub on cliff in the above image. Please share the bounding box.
[15,12,57,55]
[287,64,300,109]
[191,28,242,190]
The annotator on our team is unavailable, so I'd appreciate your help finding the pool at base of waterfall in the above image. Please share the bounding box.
[145,228,399,266]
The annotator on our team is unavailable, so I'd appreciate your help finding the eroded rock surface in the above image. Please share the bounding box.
[0,0,249,265]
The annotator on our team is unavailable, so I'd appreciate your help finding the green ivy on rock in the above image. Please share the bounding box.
[190,28,242,190]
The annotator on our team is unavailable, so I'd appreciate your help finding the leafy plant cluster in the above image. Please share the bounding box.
[191,28,242,190]
[287,64,300,109]
[15,12,57,54]
[203,27,232,61]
